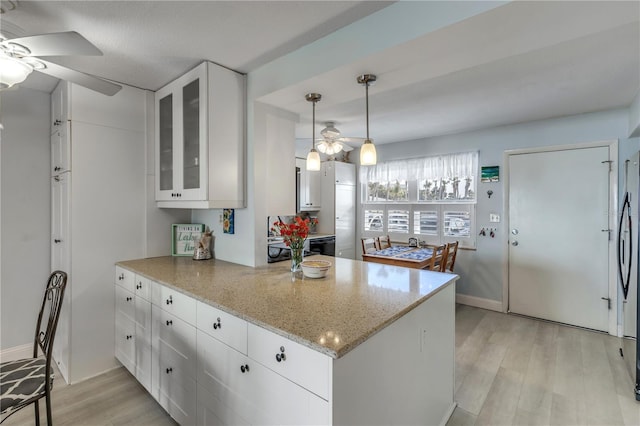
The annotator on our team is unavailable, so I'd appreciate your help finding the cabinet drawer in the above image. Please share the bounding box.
[153,308,196,373]
[197,301,247,353]
[152,283,196,325]
[134,274,151,301]
[115,266,135,293]
[248,324,331,400]
[157,339,197,425]
[115,285,135,321]
[115,314,135,375]
[197,383,250,426]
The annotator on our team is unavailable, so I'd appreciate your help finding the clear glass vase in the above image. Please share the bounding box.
[290,242,304,272]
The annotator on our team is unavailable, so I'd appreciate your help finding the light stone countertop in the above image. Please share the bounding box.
[116,255,457,359]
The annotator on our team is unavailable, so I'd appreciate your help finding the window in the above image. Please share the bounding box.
[360,152,478,248]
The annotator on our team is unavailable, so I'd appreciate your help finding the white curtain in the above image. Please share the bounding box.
[359,151,478,182]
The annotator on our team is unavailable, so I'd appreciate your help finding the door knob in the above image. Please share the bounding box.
[511,229,519,235]
[512,241,519,246]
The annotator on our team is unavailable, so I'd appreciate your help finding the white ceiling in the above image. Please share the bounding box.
[3,0,639,148]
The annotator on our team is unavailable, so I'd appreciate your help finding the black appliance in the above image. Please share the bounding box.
[309,236,336,256]
[267,240,313,263]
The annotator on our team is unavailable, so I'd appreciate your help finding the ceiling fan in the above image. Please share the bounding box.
[315,122,365,156]
[0,30,122,96]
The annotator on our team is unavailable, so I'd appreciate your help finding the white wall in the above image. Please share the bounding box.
[359,108,639,305]
[0,87,51,350]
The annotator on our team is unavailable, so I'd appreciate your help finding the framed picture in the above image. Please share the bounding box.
[172,223,205,256]
[481,165,500,182]
[223,209,235,234]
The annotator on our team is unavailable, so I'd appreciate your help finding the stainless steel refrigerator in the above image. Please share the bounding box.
[619,152,640,401]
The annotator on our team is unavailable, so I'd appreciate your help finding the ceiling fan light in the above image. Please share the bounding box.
[333,142,343,154]
[317,141,327,154]
[307,149,321,171]
[360,139,377,166]
[0,54,32,89]
[320,122,341,140]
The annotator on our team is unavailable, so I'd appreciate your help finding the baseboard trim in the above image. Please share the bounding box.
[0,343,32,363]
[439,402,458,426]
[456,294,503,312]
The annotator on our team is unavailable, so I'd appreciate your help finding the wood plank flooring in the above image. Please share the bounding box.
[448,304,640,426]
[4,305,638,425]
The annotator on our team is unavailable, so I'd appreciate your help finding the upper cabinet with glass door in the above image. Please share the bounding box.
[155,61,246,208]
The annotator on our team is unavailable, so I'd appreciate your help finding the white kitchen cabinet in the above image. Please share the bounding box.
[50,81,146,384]
[317,161,356,258]
[197,329,329,426]
[155,61,245,208]
[114,270,153,392]
[151,282,197,425]
[296,158,321,211]
[50,80,68,136]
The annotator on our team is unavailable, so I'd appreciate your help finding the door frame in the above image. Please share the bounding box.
[502,139,618,336]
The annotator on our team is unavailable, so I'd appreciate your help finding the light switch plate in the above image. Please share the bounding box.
[489,213,500,223]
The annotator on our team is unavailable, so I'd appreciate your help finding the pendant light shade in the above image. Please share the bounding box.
[305,93,322,171]
[357,74,377,166]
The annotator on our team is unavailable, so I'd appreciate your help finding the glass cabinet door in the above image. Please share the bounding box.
[182,79,200,190]
[158,94,174,191]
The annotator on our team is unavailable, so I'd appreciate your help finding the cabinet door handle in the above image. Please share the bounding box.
[166,367,173,374]
[275,346,286,362]
[136,283,142,289]
[126,335,132,340]
[126,296,132,302]
[213,317,221,330]
[54,239,62,243]
[240,364,250,373]
[166,295,173,305]
[166,320,172,326]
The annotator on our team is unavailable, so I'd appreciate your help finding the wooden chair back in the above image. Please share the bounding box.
[377,235,392,249]
[443,241,459,272]
[424,244,447,271]
[361,238,379,257]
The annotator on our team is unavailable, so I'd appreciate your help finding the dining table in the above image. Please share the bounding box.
[361,245,435,269]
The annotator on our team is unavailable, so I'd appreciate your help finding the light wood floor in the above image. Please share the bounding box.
[4,305,639,425]
[448,304,640,426]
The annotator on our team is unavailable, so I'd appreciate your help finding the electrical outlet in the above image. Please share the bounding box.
[489,213,500,223]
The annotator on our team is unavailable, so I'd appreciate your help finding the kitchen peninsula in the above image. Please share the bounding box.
[115,255,457,425]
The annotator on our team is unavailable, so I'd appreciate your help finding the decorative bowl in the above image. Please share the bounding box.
[300,260,332,279]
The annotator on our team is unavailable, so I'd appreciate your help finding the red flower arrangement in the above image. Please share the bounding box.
[271,216,318,248]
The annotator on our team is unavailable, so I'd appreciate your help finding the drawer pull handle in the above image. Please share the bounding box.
[126,335,132,340]
[126,296,132,302]
[136,282,142,289]
[166,296,173,305]
[166,320,172,326]
[240,364,250,373]
[166,367,173,374]
[213,317,222,330]
[276,346,286,362]
[118,274,124,280]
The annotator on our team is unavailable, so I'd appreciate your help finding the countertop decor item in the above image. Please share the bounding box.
[172,223,205,256]
[223,209,234,234]
[301,259,331,278]
[271,216,318,272]
[193,227,213,260]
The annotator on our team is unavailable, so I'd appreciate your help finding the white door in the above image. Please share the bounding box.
[508,146,611,331]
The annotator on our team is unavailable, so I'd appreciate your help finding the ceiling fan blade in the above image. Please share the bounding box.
[7,32,102,57]
[38,60,121,96]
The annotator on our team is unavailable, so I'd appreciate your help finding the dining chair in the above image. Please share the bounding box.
[377,235,392,249]
[361,237,379,258]
[0,271,68,426]
[443,241,459,272]
[424,244,447,271]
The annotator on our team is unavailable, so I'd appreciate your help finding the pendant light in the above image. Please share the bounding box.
[305,93,321,171]
[357,74,377,166]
